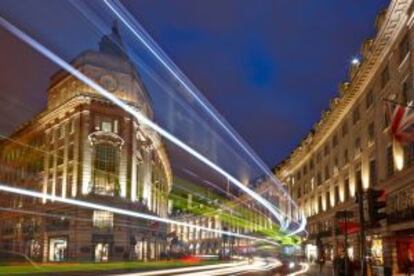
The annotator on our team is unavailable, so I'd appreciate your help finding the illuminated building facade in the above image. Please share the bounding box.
[0,25,172,262]
[275,0,414,273]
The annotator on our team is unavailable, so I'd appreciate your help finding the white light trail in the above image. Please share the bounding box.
[287,262,310,276]
[287,210,307,236]
[0,183,279,245]
[115,262,247,276]
[102,0,305,232]
[0,16,300,234]
[116,258,281,276]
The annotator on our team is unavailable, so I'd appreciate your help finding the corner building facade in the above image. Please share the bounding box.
[0,26,172,262]
[276,1,414,274]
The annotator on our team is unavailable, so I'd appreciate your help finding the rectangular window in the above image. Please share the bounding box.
[353,107,360,124]
[68,144,74,160]
[94,144,118,195]
[402,78,412,103]
[400,33,410,62]
[50,129,55,143]
[326,192,330,209]
[324,144,330,156]
[384,109,390,129]
[318,196,323,212]
[333,157,339,174]
[366,90,374,108]
[344,178,350,201]
[93,211,114,229]
[48,154,54,169]
[356,170,362,194]
[344,149,349,164]
[56,149,64,166]
[102,120,112,132]
[333,135,338,148]
[387,145,394,176]
[405,142,414,166]
[369,159,377,186]
[355,137,361,154]
[368,122,375,144]
[334,186,340,205]
[381,66,390,89]
[342,122,348,137]
[324,165,330,181]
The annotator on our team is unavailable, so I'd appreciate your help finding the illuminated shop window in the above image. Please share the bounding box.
[93,210,113,229]
[49,237,67,262]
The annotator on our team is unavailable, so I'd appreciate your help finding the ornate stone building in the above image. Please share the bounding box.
[275,0,414,274]
[0,25,172,262]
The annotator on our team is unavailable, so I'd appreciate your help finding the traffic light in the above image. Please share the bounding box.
[367,188,387,226]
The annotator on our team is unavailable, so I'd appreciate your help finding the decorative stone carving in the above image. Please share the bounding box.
[88,130,124,149]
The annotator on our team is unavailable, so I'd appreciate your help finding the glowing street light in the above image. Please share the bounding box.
[351,57,360,66]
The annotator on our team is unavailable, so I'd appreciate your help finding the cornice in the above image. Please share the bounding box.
[278,0,411,177]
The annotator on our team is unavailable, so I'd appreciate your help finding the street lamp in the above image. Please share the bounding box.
[351,57,360,66]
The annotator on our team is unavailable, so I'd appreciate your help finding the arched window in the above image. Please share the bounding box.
[93,143,119,195]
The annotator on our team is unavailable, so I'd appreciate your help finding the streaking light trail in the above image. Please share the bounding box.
[0,16,303,234]
[101,0,304,231]
[0,183,280,246]
[115,258,281,276]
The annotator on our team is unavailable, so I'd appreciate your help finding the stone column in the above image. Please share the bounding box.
[80,110,92,195]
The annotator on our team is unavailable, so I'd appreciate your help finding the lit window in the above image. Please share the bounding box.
[93,144,119,195]
[93,211,113,229]
[70,120,75,133]
[59,124,65,139]
[368,123,375,144]
[113,120,118,133]
[102,120,112,132]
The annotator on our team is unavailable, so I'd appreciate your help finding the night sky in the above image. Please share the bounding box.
[0,0,389,168]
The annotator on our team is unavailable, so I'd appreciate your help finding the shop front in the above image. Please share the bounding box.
[395,236,414,274]
[305,243,318,262]
[49,236,68,262]
[92,234,113,262]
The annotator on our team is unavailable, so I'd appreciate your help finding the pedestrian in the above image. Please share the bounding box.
[318,256,325,274]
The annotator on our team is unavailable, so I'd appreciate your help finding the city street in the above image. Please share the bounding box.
[0,0,411,275]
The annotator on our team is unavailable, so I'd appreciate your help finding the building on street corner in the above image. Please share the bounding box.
[0,24,172,262]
